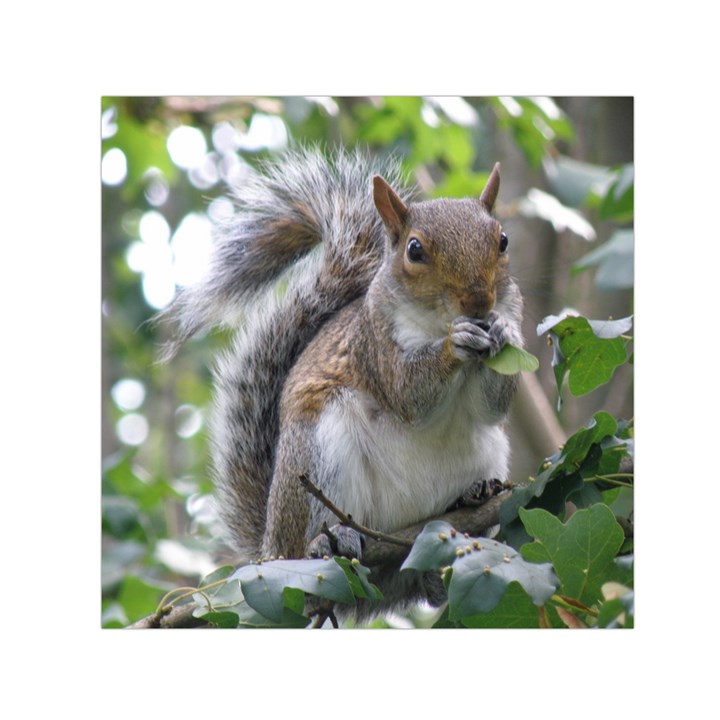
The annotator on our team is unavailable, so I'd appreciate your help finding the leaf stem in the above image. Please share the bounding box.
[155,582,226,615]
[584,473,634,489]
[551,594,598,618]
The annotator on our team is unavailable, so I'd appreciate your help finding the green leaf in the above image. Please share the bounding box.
[441,124,475,169]
[198,565,235,590]
[459,582,542,628]
[191,575,244,616]
[597,595,634,628]
[560,411,618,469]
[402,521,558,618]
[117,575,166,624]
[490,98,574,168]
[194,582,311,629]
[447,539,558,618]
[598,164,634,222]
[499,412,631,548]
[431,606,459,628]
[401,520,467,571]
[102,452,178,511]
[102,496,142,538]
[281,586,307,616]
[520,505,625,606]
[201,611,241,628]
[539,315,629,398]
[431,170,493,199]
[335,557,383,603]
[484,344,539,375]
[230,558,356,623]
[499,470,584,549]
[101,602,128,629]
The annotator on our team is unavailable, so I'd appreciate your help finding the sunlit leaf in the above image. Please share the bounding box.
[485,344,539,374]
[538,315,629,398]
[520,505,625,606]
[519,188,596,240]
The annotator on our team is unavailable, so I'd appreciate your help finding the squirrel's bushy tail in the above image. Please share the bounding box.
[162,147,411,559]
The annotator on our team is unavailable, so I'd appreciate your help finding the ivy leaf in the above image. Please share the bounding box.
[199,575,244,607]
[402,521,558,618]
[459,583,542,628]
[334,557,383,604]
[194,583,311,629]
[485,344,539,375]
[198,565,235,589]
[499,412,631,549]
[448,539,558,618]
[520,505,625,607]
[401,520,465,570]
[230,558,356,623]
[560,411,618,470]
[538,315,630,402]
[500,469,584,550]
[200,611,241,628]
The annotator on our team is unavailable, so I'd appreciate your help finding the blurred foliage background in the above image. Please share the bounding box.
[101,96,633,627]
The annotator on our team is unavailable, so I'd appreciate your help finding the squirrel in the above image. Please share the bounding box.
[161,147,524,610]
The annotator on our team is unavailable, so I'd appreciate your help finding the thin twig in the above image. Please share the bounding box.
[299,474,413,548]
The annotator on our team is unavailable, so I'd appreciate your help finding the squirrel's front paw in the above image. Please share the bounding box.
[484,311,521,353]
[450,316,502,359]
[307,523,365,560]
[451,313,519,360]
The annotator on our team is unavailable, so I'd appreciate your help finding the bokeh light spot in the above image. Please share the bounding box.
[102,148,127,185]
[111,378,146,411]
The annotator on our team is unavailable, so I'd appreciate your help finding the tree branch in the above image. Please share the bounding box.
[298,474,412,547]
[129,601,208,629]
[128,492,508,628]
[361,492,506,569]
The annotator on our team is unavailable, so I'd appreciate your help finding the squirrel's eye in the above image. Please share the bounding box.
[406,237,426,263]
[499,231,509,254]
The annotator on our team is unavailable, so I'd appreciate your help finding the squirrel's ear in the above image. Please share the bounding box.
[373,175,408,243]
[480,162,501,213]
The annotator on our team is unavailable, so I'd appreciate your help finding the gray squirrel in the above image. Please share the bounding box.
[161,147,524,608]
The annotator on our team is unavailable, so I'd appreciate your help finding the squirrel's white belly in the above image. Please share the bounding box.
[312,374,510,534]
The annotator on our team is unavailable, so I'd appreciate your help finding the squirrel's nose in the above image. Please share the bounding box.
[459,289,496,319]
